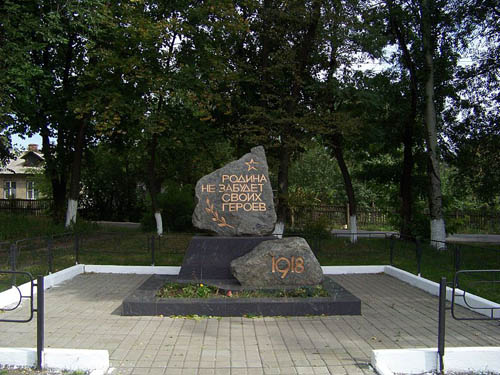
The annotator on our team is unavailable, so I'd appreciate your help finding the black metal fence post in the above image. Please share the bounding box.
[415,237,422,277]
[75,233,80,265]
[9,243,17,286]
[151,235,155,266]
[36,275,44,370]
[47,238,53,274]
[389,235,395,266]
[438,277,446,373]
[453,244,461,288]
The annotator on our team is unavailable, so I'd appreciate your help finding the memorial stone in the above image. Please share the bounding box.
[230,237,324,287]
[192,146,277,236]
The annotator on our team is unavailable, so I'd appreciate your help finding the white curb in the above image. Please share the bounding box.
[0,347,109,375]
[384,265,500,319]
[322,265,385,274]
[83,264,181,274]
[372,347,500,375]
[0,265,84,309]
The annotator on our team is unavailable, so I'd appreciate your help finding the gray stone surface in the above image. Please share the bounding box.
[192,146,277,236]
[230,237,323,287]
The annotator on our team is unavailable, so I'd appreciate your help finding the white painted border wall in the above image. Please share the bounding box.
[384,265,500,319]
[0,347,109,375]
[0,265,84,309]
[83,264,181,275]
[372,347,500,375]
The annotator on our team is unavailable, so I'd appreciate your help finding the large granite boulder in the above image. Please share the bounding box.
[192,146,277,236]
[230,237,323,287]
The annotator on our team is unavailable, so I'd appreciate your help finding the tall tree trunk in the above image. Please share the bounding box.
[65,118,86,227]
[41,123,67,222]
[400,121,414,238]
[331,134,357,243]
[146,134,163,236]
[387,3,418,238]
[421,0,446,249]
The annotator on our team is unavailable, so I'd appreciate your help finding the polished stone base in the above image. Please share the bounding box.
[121,275,361,317]
[177,236,275,281]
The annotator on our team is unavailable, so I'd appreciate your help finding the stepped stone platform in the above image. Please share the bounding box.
[121,275,361,317]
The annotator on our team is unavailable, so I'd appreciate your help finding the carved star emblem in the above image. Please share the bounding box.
[245,158,259,171]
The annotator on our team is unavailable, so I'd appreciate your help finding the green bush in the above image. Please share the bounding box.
[300,215,331,239]
[141,183,195,232]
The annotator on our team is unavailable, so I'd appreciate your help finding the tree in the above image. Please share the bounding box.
[1,0,109,225]
[385,0,420,238]
[0,130,11,166]
[301,0,389,242]
[87,0,242,235]
[443,0,500,207]
[226,0,324,234]
[220,0,381,238]
[366,0,469,245]
[79,142,145,222]
[420,0,446,248]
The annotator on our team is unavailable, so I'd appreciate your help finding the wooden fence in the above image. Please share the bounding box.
[444,209,500,233]
[0,199,52,216]
[290,205,500,233]
[290,205,391,229]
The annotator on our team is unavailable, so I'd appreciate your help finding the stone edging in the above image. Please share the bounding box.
[371,347,500,375]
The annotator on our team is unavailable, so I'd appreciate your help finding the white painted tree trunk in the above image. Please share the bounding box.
[273,221,285,239]
[349,215,358,243]
[430,218,446,249]
[154,211,163,236]
[65,199,78,228]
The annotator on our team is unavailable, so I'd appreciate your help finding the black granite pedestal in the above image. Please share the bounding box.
[121,235,361,317]
[121,275,361,317]
[177,236,275,281]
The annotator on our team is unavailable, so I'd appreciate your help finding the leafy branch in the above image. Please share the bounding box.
[205,198,234,228]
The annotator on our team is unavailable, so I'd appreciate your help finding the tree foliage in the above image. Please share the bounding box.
[1,0,498,234]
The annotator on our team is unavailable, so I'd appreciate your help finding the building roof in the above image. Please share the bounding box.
[0,150,44,175]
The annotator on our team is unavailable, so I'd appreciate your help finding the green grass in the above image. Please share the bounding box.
[0,212,105,241]
[156,282,329,298]
[0,213,67,241]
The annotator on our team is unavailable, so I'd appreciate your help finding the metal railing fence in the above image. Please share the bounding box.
[1,230,499,301]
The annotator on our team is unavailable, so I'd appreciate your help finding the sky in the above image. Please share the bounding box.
[12,133,43,150]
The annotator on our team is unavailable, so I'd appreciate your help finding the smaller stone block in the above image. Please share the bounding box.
[230,237,323,287]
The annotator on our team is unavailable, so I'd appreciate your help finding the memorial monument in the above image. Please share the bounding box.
[179,145,323,286]
[122,146,361,316]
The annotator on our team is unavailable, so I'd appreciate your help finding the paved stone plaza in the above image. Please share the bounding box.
[1,273,499,375]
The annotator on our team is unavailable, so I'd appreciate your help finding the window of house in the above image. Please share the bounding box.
[26,181,38,200]
[3,181,16,199]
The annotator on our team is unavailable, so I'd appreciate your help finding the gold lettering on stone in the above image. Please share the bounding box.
[271,256,305,279]
[201,184,216,193]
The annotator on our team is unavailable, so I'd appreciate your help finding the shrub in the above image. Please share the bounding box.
[141,183,195,232]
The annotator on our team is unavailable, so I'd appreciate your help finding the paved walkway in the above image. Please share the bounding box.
[1,273,500,375]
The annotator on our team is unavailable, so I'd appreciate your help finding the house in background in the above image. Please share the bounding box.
[0,144,44,200]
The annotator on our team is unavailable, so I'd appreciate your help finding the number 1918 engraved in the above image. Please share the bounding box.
[271,256,305,279]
